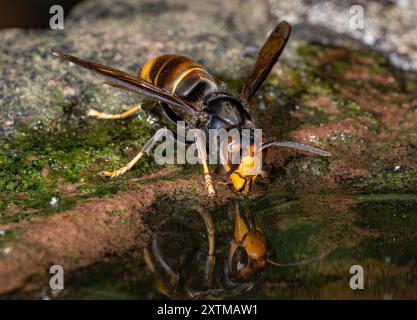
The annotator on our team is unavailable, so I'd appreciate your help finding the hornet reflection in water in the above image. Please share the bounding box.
[143,202,336,299]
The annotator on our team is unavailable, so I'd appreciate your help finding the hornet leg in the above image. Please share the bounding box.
[88,105,141,120]
[101,127,169,179]
[194,129,215,196]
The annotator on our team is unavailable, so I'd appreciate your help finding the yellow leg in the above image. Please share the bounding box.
[202,162,215,197]
[101,150,145,179]
[88,105,141,120]
[194,129,215,196]
[101,128,168,179]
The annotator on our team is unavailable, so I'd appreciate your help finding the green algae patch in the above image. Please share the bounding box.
[0,114,162,223]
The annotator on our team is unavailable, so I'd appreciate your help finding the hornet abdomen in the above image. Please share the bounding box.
[139,55,218,103]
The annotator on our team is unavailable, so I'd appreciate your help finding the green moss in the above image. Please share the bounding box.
[349,168,417,193]
[0,113,161,223]
[275,157,330,192]
[338,99,373,119]
[355,193,417,202]
[105,210,120,217]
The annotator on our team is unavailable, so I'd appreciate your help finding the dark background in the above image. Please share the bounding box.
[0,0,83,28]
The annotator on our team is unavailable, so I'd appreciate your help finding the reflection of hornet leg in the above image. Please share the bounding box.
[101,127,170,179]
[88,105,142,120]
[201,209,215,285]
[194,129,215,196]
[143,236,180,299]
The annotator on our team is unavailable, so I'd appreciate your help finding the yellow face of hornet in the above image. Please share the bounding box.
[226,144,262,194]
[229,159,258,194]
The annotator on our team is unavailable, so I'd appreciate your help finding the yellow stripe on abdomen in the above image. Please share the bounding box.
[172,67,206,93]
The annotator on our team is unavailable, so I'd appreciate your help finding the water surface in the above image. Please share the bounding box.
[48,192,417,300]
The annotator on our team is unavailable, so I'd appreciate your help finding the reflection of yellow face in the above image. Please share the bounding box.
[229,204,267,280]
